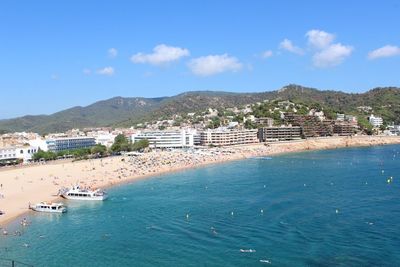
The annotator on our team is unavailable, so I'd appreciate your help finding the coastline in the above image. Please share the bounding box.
[1,135,400,227]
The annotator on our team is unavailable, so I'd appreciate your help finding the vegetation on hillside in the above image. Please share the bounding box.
[1,85,399,134]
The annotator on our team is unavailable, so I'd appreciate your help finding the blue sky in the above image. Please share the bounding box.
[1,0,400,119]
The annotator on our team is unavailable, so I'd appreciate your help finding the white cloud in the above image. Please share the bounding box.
[83,68,92,75]
[313,43,353,68]
[97,66,114,76]
[368,45,400,59]
[108,48,118,58]
[262,50,273,59]
[279,39,304,55]
[188,54,242,76]
[306,29,335,49]
[131,44,190,65]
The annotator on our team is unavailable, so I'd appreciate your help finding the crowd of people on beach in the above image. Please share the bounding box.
[1,136,399,238]
[72,146,271,190]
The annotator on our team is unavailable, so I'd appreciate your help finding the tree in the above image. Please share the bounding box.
[208,117,221,129]
[91,144,107,156]
[131,139,150,151]
[111,134,130,152]
[358,116,373,135]
[233,114,244,123]
[244,120,257,129]
[33,149,57,161]
[173,121,181,127]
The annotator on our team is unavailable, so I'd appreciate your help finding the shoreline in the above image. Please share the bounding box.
[1,135,400,227]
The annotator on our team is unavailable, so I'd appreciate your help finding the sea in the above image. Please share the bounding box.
[1,145,400,266]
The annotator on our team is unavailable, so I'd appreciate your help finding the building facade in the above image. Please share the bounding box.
[369,115,383,128]
[200,129,258,146]
[131,130,196,149]
[0,146,38,164]
[336,113,345,121]
[46,137,96,152]
[388,125,400,135]
[255,117,274,127]
[258,126,302,142]
[333,123,354,136]
[284,113,334,137]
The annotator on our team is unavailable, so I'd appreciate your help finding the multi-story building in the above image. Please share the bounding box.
[333,123,354,136]
[200,128,258,146]
[284,113,333,137]
[0,146,38,164]
[258,126,302,142]
[336,113,345,121]
[94,134,117,148]
[369,114,383,128]
[86,131,117,148]
[345,115,358,123]
[256,117,274,127]
[131,130,197,149]
[46,137,96,152]
[388,125,400,136]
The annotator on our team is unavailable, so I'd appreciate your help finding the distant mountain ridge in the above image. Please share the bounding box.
[1,85,399,134]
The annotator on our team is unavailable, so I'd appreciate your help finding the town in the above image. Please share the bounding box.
[0,99,398,166]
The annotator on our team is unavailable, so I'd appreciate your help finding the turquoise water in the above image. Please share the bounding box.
[1,145,400,266]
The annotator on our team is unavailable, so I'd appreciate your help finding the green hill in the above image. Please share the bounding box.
[0,97,167,134]
[0,85,399,134]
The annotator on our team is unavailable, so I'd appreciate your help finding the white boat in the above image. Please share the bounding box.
[30,202,67,213]
[61,185,108,201]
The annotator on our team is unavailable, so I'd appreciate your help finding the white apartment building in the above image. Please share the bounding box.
[336,113,345,121]
[369,114,383,128]
[387,125,400,136]
[94,134,117,147]
[28,138,48,151]
[86,131,117,148]
[0,146,38,164]
[131,130,197,149]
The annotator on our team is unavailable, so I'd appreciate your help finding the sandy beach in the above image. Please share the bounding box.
[1,135,400,227]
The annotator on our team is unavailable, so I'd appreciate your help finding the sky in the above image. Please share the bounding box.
[1,0,400,119]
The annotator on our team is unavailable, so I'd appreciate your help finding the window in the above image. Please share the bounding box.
[20,150,23,154]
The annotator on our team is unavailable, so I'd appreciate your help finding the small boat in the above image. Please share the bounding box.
[240,249,256,253]
[30,202,67,213]
[61,185,108,201]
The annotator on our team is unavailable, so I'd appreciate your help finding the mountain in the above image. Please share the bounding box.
[0,97,167,134]
[113,91,275,127]
[0,85,399,134]
[271,85,400,120]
